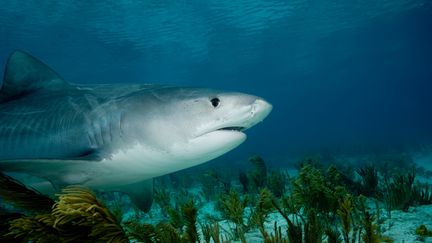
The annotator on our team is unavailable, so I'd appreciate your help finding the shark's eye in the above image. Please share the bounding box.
[211,97,220,108]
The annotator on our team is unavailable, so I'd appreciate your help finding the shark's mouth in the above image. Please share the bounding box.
[217,126,246,132]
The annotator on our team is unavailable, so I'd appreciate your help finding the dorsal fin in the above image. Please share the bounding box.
[0,50,70,103]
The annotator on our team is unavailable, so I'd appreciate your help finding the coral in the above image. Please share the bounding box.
[5,186,128,242]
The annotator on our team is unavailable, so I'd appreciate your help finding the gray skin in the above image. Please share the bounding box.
[0,51,272,211]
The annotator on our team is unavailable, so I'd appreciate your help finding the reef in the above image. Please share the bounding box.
[1,154,432,242]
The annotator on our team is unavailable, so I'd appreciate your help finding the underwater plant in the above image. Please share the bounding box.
[271,194,302,243]
[201,221,228,243]
[123,220,157,242]
[107,193,125,223]
[382,169,416,212]
[263,222,288,243]
[415,224,432,238]
[124,199,199,243]
[181,199,199,243]
[216,190,248,242]
[0,172,54,213]
[167,206,185,231]
[238,171,249,193]
[337,194,354,243]
[153,187,171,217]
[267,169,287,198]
[357,165,379,197]
[292,163,346,216]
[412,182,432,205]
[5,186,128,242]
[200,169,227,201]
[249,188,275,238]
[304,209,323,243]
[324,227,341,243]
[361,211,380,243]
[248,155,268,191]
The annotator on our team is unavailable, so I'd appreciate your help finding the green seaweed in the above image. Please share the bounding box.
[238,171,249,193]
[267,170,287,198]
[324,227,341,243]
[249,188,275,239]
[416,224,432,237]
[264,221,288,243]
[382,169,415,212]
[304,209,322,243]
[361,211,380,243]
[272,196,302,243]
[216,190,247,242]
[336,195,353,243]
[5,186,128,243]
[123,220,156,243]
[0,172,54,213]
[249,155,268,191]
[413,182,432,205]
[153,187,171,217]
[357,165,379,197]
[181,199,199,243]
[292,164,344,216]
[167,206,185,230]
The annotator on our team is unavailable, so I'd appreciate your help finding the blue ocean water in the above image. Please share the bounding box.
[1,0,432,163]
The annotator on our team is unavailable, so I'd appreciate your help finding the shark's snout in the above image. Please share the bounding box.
[251,99,273,120]
[241,98,272,130]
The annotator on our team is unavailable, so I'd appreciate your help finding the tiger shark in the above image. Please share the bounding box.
[0,50,272,211]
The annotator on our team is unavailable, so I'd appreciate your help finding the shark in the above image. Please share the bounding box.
[0,50,272,211]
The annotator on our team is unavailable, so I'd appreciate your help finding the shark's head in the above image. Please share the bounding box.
[116,87,272,176]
